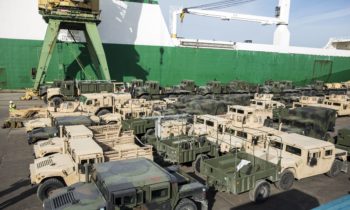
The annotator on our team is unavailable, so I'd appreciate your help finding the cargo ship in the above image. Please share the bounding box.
[0,0,350,89]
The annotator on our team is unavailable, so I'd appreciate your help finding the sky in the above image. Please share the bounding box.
[159,0,350,48]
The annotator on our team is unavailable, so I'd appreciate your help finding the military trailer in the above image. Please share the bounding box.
[121,118,155,137]
[46,80,116,107]
[200,151,280,202]
[43,158,208,210]
[30,133,153,201]
[145,133,218,166]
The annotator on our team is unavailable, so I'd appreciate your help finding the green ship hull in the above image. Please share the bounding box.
[1,38,350,89]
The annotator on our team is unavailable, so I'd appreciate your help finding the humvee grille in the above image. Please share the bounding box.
[37,158,53,168]
[53,191,75,208]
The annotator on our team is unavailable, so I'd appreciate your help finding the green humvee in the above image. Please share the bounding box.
[334,128,350,153]
[200,151,280,202]
[43,158,208,210]
[145,133,218,168]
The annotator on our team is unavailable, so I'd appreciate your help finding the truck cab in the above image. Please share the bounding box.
[43,158,208,210]
[30,137,104,201]
[33,125,94,158]
[79,92,131,116]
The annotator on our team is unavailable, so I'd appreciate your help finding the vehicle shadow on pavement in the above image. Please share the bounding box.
[231,189,320,210]
[0,179,37,209]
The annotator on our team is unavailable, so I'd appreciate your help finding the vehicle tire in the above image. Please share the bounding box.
[140,95,150,100]
[275,169,294,191]
[51,97,63,108]
[249,180,270,203]
[326,159,342,177]
[193,154,209,175]
[37,178,65,201]
[175,198,197,210]
[96,109,111,117]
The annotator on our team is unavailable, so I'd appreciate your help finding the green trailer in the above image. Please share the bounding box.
[200,152,280,202]
[145,134,218,167]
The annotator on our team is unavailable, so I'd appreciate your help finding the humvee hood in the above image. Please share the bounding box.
[31,154,74,183]
[33,138,63,158]
[43,182,106,210]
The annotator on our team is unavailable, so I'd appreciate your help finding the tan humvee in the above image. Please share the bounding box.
[308,95,350,116]
[155,119,188,139]
[115,99,154,120]
[33,125,94,158]
[246,132,348,190]
[30,125,153,201]
[47,101,80,113]
[225,105,272,128]
[79,93,132,116]
[292,96,322,108]
[250,93,285,109]
[24,118,52,132]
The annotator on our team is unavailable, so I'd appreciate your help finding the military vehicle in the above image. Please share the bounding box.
[46,80,116,107]
[121,118,155,137]
[200,151,280,202]
[146,133,219,168]
[30,132,153,201]
[333,128,350,154]
[296,80,325,96]
[24,118,52,132]
[273,107,336,140]
[228,80,258,93]
[250,93,285,110]
[33,125,93,158]
[43,158,208,210]
[28,127,59,144]
[226,105,273,128]
[115,100,154,120]
[78,92,131,116]
[292,96,323,108]
[324,82,348,95]
[260,80,294,94]
[27,115,99,144]
[249,133,348,190]
[318,95,350,117]
[197,80,224,95]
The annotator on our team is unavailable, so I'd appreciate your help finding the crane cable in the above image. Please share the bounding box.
[180,0,257,22]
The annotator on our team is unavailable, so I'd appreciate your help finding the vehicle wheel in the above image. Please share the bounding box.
[193,154,209,175]
[140,95,151,100]
[97,109,111,117]
[249,180,270,203]
[37,178,64,201]
[51,97,63,108]
[107,121,118,124]
[175,198,197,210]
[326,159,342,177]
[275,169,294,190]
